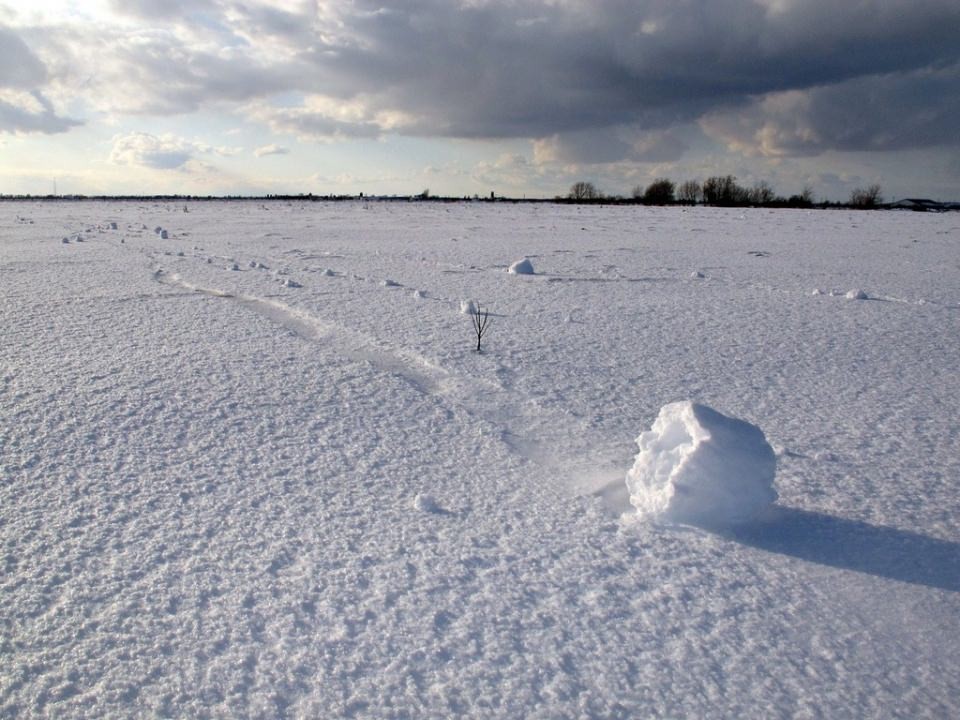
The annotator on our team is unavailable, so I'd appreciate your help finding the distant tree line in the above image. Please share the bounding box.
[0,181,907,209]
[563,177,890,209]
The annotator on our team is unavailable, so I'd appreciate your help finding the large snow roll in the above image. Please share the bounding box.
[626,402,777,526]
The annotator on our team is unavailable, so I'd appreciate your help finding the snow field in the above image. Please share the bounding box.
[2,201,959,718]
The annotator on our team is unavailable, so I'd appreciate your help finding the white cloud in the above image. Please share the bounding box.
[109,131,203,169]
[242,95,415,142]
[533,128,688,165]
[0,88,81,134]
[253,143,289,157]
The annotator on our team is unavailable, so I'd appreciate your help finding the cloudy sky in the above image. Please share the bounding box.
[2,0,959,200]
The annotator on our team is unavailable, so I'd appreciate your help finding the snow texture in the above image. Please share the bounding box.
[626,401,778,526]
[2,201,959,719]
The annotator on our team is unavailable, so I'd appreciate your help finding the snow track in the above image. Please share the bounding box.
[150,267,562,471]
[154,268,447,395]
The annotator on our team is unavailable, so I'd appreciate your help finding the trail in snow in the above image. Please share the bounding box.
[150,267,564,470]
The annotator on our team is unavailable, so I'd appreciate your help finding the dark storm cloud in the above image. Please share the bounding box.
[290,0,960,147]
[702,63,960,156]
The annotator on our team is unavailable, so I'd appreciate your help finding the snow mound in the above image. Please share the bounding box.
[412,493,440,513]
[690,271,705,279]
[846,289,868,300]
[282,278,302,288]
[382,278,400,287]
[508,257,535,275]
[626,402,777,527]
[459,299,477,315]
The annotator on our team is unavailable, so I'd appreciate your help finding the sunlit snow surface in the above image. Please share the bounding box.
[2,201,959,717]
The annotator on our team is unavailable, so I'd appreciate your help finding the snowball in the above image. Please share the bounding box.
[412,493,440,513]
[460,299,477,315]
[626,402,777,527]
[413,289,426,299]
[811,288,824,296]
[508,257,535,275]
[845,289,868,300]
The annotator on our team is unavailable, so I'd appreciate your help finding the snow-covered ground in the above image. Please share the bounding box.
[2,200,958,718]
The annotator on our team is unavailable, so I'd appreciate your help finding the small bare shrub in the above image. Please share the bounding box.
[471,302,491,352]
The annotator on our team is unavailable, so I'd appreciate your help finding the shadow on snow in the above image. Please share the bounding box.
[728,506,960,592]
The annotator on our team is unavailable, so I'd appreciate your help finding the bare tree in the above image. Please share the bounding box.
[568,181,600,201]
[703,175,747,205]
[643,178,676,204]
[748,181,776,206]
[471,302,491,352]
[787,184,815,207]
[849,184,883,208]
[677,179,702,204]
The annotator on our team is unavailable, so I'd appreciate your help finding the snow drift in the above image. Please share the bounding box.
[626,402,777,526]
